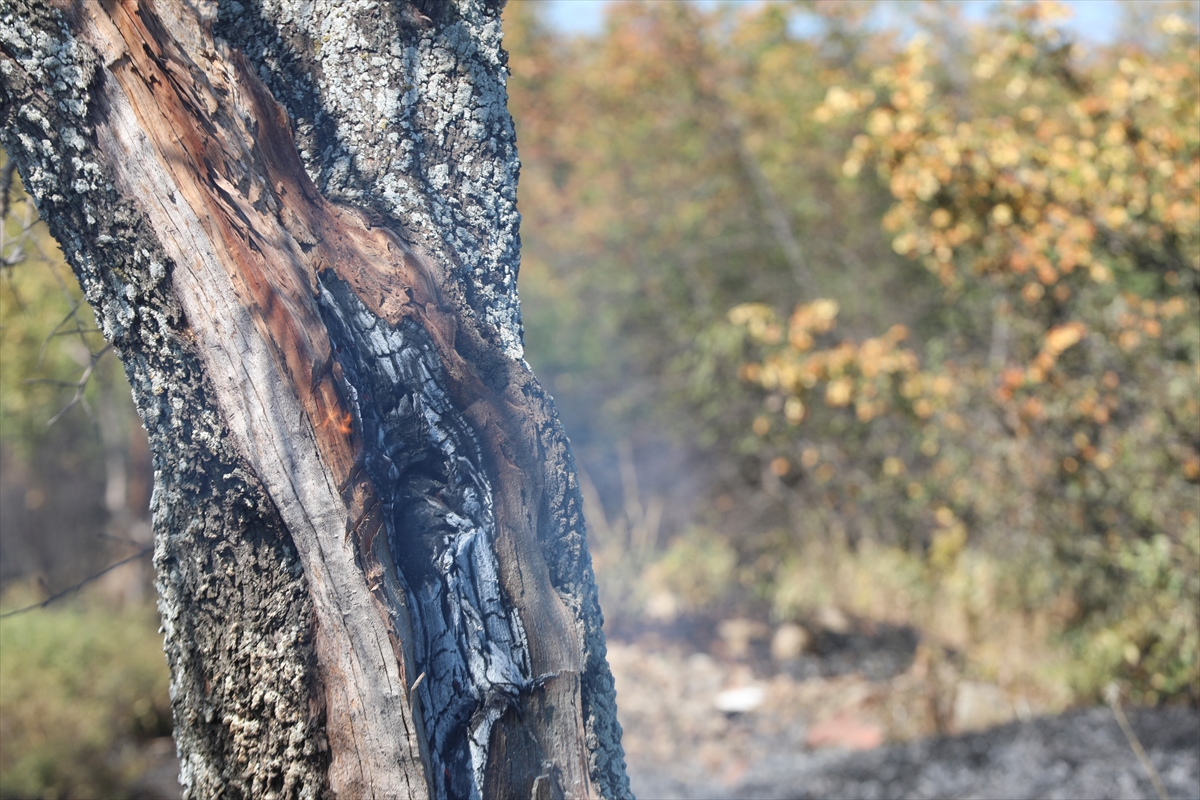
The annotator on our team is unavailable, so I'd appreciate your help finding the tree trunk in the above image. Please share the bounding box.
[0,1,629,798]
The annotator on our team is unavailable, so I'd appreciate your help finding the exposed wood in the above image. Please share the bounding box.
[59,0,596,796]
[72,2,429,796]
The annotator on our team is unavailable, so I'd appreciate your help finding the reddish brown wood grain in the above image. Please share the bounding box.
[71,0,596,796]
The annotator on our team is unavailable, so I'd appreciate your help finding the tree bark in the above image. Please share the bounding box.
[0,1,629,798]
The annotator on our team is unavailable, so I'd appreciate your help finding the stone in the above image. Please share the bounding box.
[953,681,1015,733]
[805,710,885,750]
[771,623,811,662]
[714,685,766,714]
[815,606,851,634]
[717,617,770,660]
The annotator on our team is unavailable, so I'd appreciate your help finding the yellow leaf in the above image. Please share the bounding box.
[1044,322,1086,353]
[826,377,853,407]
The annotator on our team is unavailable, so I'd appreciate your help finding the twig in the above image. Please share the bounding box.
[96,530,150,548]
[1106,683,1171,800]
[0,546,153,620]
[25,342,113,427]
[36,296,88,369]
[408,671,427,708]
[47,327,103,337]
[0,159,15,221]
[732,125,818,297]
[23,378,84,386]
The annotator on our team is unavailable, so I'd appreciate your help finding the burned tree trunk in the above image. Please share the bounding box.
[0,1,628,797]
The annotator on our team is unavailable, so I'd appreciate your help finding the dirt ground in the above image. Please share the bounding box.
[131,612,1200,799]
[609,616,1200,800]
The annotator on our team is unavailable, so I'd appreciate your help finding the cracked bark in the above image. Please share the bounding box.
[0,1,629,798]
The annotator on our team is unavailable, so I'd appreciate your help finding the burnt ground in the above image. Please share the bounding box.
[628,706,1200,800]
[609,613,1200,800]
[129,610,1200,799]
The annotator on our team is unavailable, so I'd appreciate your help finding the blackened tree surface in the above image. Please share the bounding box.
[0,1,629,797]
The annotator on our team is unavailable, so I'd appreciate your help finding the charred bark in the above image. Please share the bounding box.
[0,1,629,798]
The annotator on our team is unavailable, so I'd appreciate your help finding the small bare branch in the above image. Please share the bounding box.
[22,342,114,427]
[0,158,14,221]
[0,546,153,619]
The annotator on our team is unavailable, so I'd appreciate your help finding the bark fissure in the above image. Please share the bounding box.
[73,8,428,794]
[318,275,537,799]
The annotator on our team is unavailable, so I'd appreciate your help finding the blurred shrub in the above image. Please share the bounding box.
[0,589,171,800]
[644,528,739,618]
[1,156,143,591]
[773,536,1077,710]
[730,1,1198,703]
[0,159,122,462]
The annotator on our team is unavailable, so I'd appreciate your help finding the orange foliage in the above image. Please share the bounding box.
[730,1,1198,703]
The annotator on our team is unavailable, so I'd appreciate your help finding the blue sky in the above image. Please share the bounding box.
[537,1,1133,42]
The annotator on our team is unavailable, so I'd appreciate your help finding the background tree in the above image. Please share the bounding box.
[0,1,628,798]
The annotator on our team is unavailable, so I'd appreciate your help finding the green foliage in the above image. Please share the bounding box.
[0,164,123,461]
[0,590,171,800]
[647,528,739,616]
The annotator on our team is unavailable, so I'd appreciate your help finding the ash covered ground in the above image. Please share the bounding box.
[131,609,1200,799]
[610,613,1200,800]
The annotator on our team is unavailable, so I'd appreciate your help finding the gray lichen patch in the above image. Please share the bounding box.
[215,0,525,360]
